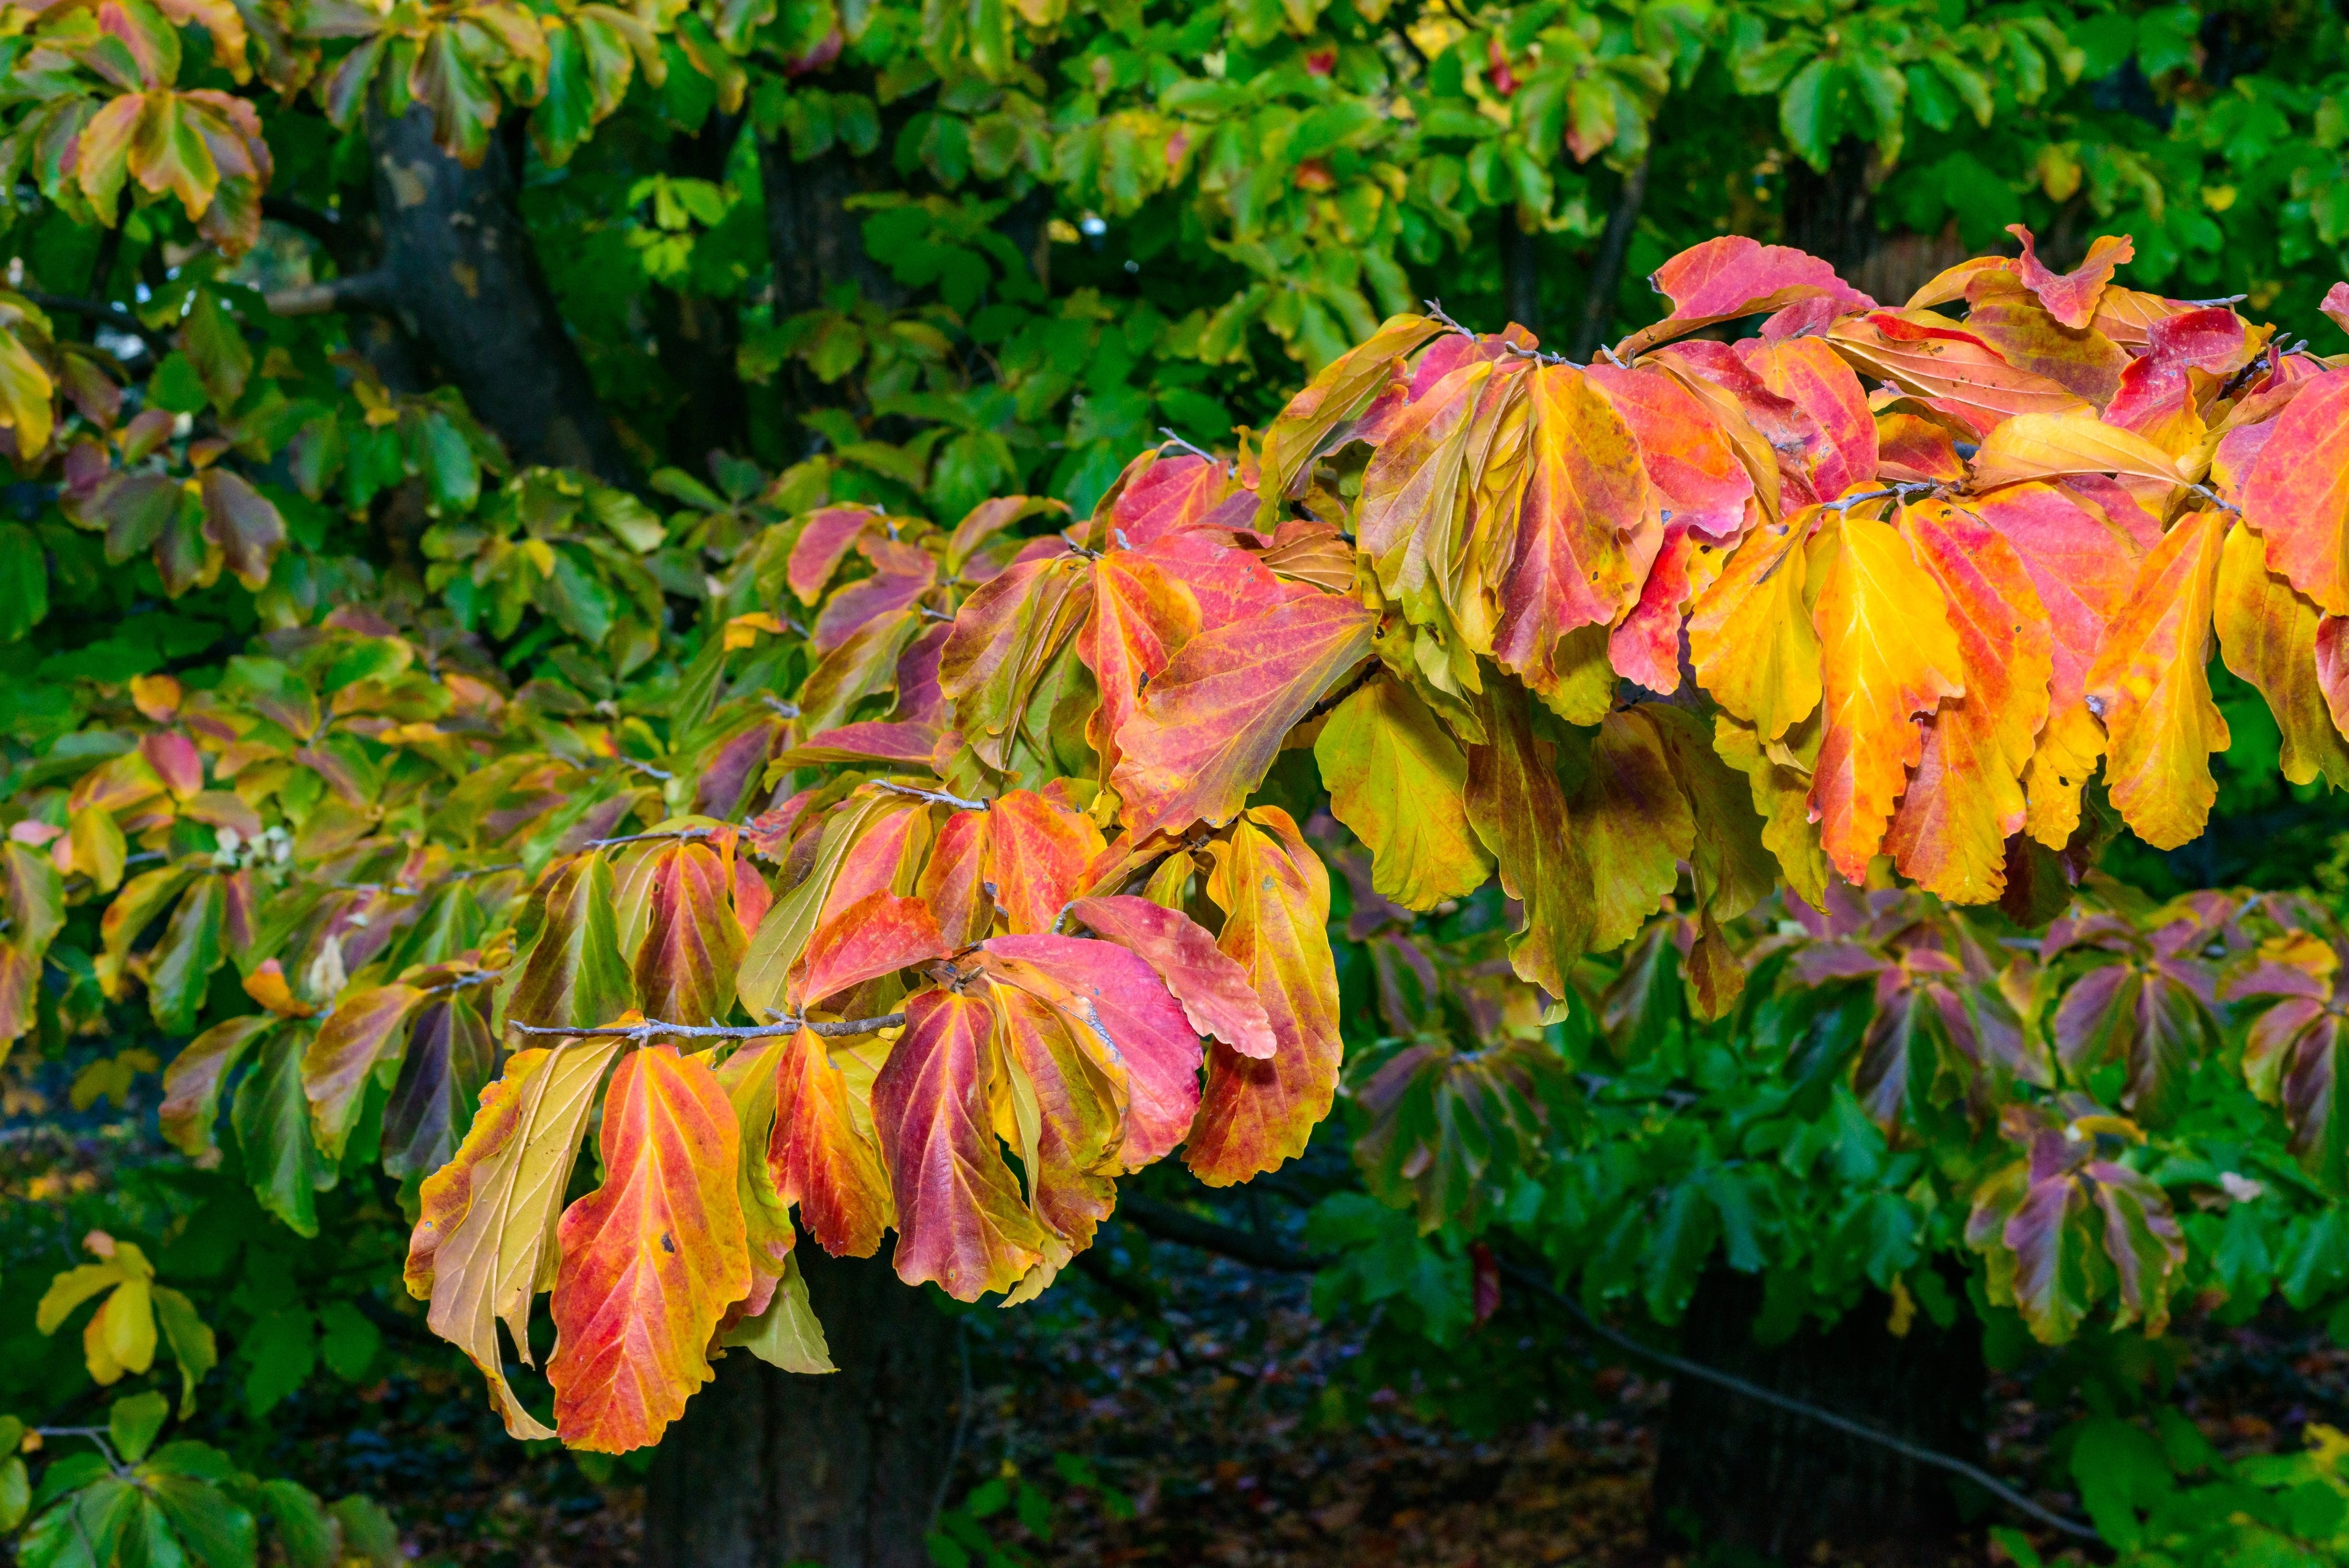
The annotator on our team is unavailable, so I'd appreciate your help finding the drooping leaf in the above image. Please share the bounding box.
[2215,518,2349,788]
[1112,590,1374,839]
[1883,502,2054,902]
[1573,708,1696,951]
[1186,809,1341,1186]
[1491,366,1654,708]
[1063,894,1274,1057]
[1464,676,1593,997]
[2084,509,2229,850]
[1809,511,1965,882]
[2241,370,2349,617]
[302,983,424,1161]
[795,890,949,1009]
[870,987,1045,1299]
[1688,516,1822,741]
[630,839,747,1025]
[406,1038,625,1440]
[1313,677,1491,911]
[548,1044,749,1453]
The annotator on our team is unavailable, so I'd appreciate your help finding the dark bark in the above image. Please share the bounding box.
[363,103,635,485]
[1780,139,1878,278]
[1569,154,1649,362]
[1498,214,1542,338]
[644,1246,961,1568]
[759,136,904,321]
[1651,1267,1987,1563]
[653,113,749,466]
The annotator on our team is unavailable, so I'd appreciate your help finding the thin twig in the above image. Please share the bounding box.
[2181,293,2248,307]
[21,292,170,353]
[585,827,717,849]
[1494,1263,2101,1542]
[1157,427,1220,464]
[508,1009,907,1045]
[1421,298,1477,337]
[2186,481,2242,516]
[762,697,802,719]
[613,756,674,782]
[874,780,991,812]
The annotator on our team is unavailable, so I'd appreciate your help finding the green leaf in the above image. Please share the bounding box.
[316,1299,380,1383]
[239,1306,316,1416]
[108,1390,169,1463]
[230,1031,335,1238]
[2069,1414,2171,1550]
[259,1479,336,1568]
[0,522,50,642]
[152,1287,217,1418]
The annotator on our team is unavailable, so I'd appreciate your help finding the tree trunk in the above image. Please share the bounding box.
[652,113,748,466]
[1499,214,1542,339]
[1780,139,1878,279]
[1650,1267,1986,1563]
[364,105,636,485]
[645,1246,962,1568]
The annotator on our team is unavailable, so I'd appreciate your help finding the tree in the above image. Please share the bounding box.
[8,0,2349,1561]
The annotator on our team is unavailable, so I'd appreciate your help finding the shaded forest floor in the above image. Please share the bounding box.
[252,1224,2349,1568]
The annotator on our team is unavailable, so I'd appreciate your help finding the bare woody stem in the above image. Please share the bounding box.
[509,1011,906,1044]
[874,780,992,811]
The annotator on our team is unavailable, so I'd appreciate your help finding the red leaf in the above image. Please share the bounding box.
[548,1046,749,1453]
[986,789,1107,936]
[982,932,1203,1167]
[871,987,1046,1299]
[1064,894,1275,1058]
[793,890,950,1009]
[1616,236,1874,357]
[2009,226,2133,330]
[1112,590,1375,839]
[1185,809,1341,1186]
[770,1026,894,1257]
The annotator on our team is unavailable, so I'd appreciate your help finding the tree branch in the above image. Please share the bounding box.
[21,292,169,354]
[1114,1193,1327,1273]
[1569,152,1652,363]
[265,270,398,318]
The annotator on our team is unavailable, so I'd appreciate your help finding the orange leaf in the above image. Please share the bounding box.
[1958,272,2129,406]
[793,890,950,1011]
[2085,509,2230,849]
[769,1027,894,1258]
[406,1037,624,1441]
[1186,809,1340,1187]
[1737,336,1877,498]
[1616,236,1873,358]
[1064,894,1275,1058]
[1257,314,1445,510]
[1491,365,1653,705]
[2242,371,2349,617]
[1355,358,1496,619]
[2214,519,2349,789]
[1809,512,1966,883]
[1882,502,2054,903]
[1585,360,1754,542]
[549,1046,749,1453]
[1077,550,1201,780]
[1826,312,2088,437]
[2009,227,2133,330]
[241,957,317,1018]
[872,987,1046,1299]
[631,839,746,1027]
[916,808,992,948]
[1112,590,1375,839]
[987,789,1107,935]
[1609,523,1723,695]
[1973,483,2147,845]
